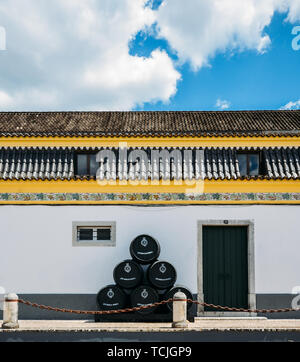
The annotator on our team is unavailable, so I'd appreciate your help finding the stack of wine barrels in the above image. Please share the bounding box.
[96,234,193,320]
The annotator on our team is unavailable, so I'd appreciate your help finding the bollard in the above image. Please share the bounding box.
[172,292,188,328]
[1,293,19,329]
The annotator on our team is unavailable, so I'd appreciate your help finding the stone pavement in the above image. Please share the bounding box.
[1,318,300,333]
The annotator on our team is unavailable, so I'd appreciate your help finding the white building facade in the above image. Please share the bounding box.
[0,110,299,319]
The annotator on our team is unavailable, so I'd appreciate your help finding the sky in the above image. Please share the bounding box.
[0,0,299,112]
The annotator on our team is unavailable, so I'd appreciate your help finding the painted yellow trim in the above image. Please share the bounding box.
[1,136,300,148]
[0,179,299,193]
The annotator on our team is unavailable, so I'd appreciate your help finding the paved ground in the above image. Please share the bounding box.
[1,318,300,332]
[1,319,300,341]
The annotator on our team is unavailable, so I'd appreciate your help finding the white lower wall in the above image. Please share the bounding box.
[0,205,299,294]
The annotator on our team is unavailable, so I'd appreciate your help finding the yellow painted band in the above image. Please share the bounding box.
[0,179,299,193]
[1,136,300,148]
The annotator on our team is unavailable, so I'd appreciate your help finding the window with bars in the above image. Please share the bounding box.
[77,227,112,241]
[72,222,116,247]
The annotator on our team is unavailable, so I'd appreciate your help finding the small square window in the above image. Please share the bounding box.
[237,153,260,176]
[237,154,247,176]
[97,228,111,240]
[72,222,116,247]
[78,228,93,241]
[77,154,88,176]
[248,154,259,176]
[76,153,98,177]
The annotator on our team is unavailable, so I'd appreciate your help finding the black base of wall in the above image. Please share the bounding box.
[0,293,299,320]
[95,312,195,323]
[256,294,300,319]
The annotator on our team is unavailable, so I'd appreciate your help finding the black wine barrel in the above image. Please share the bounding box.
[148,261,177,289]
[113,259,143,289]
[130,285,159,314]
[96,285,127,311]
[130,235,160,264]
[140,264,151,285]
[164,285,194,311]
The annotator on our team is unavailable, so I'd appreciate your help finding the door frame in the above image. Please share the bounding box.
[197,220,256,317]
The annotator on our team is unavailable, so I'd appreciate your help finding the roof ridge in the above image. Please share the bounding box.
[0,109,299,114]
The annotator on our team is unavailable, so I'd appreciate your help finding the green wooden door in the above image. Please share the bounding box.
[203,226,248,310]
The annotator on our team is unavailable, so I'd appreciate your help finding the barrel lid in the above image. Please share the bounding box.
[130,285,159,315]
[148,261,177,289]
[96,284,127,311]
[113,259,143,289]
[130,235,160,264]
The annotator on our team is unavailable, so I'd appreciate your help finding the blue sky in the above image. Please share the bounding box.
[134,12,300,111]
[0,0,299,111]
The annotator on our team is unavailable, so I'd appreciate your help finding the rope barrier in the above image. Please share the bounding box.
[7,298,300,315]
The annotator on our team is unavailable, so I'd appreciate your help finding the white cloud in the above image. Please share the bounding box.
[154,0,300,70]
[0,90,13,107]
[84,49,180,109]
[280,99,300,110]
[0,0,180,111]
[0,0,299,110]
[285,0,300,22]
[216,99,231,110]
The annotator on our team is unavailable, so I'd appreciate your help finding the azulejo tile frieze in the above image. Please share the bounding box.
[0,192,300,202]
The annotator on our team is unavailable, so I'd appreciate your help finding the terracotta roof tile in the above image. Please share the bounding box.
[0,110,299,137]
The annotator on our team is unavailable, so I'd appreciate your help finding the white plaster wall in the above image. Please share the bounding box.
[0,205,299,294]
